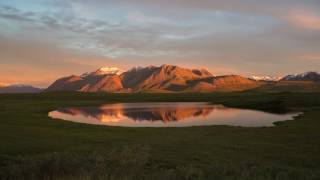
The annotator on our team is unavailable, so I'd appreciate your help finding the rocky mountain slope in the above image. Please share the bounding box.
[46,65,320,93]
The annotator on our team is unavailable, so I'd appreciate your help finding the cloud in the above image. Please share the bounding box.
[0,0,320,86]
[299,53,320,61]
[285,9,320,31]
[0,35,123,87]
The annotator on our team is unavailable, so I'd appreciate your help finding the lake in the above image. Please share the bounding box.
[48,102,300,127]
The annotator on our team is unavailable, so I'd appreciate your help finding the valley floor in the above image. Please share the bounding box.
[0,92,319,180]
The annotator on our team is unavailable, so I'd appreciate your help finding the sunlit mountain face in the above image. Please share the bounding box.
[45,65,261,93]
[48,102,300,127]
[44,65,320,93]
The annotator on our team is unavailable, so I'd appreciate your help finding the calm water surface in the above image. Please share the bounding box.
[48,102,300,127]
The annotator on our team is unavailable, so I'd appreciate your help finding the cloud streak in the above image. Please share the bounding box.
[285,9,320,31]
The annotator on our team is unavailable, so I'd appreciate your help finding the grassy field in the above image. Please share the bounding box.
[0,92,319,180]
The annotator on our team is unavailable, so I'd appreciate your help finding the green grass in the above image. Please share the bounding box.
[0,92,319,180]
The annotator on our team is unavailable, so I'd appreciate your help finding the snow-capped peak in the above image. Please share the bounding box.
[251,75,281,81]
[81,67,122,77]
[95,67,121,75]
[281,71,320,81]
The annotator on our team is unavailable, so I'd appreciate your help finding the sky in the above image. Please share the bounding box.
[0,0,320,87]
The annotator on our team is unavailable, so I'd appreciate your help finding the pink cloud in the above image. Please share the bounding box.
[286,9,320,30]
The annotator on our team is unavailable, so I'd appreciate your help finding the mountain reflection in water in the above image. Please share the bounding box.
[49,103,299,127]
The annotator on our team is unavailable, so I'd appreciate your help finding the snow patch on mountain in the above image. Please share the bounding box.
[97,67,121,75]
[81,67,122,77]
[251,76,281,81]
[281,71,320,81]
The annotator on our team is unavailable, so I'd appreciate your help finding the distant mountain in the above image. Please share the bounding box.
[281,72,320,81]
[46,65,259,93]
[255,71,320,92]
[0,84,43,93]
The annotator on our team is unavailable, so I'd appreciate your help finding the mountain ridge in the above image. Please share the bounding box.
[2,66,319,93]
[281,71,320,81]
[0,84,43,93]
[46,65,259,93]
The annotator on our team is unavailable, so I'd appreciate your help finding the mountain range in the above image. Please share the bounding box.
[281,72,320,81]
[1,65,319,93]
[46,65,260,93]
[45,65,320,93]
[0,84,43,93]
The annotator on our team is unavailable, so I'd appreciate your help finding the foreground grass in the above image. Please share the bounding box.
[0,92,319,179]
